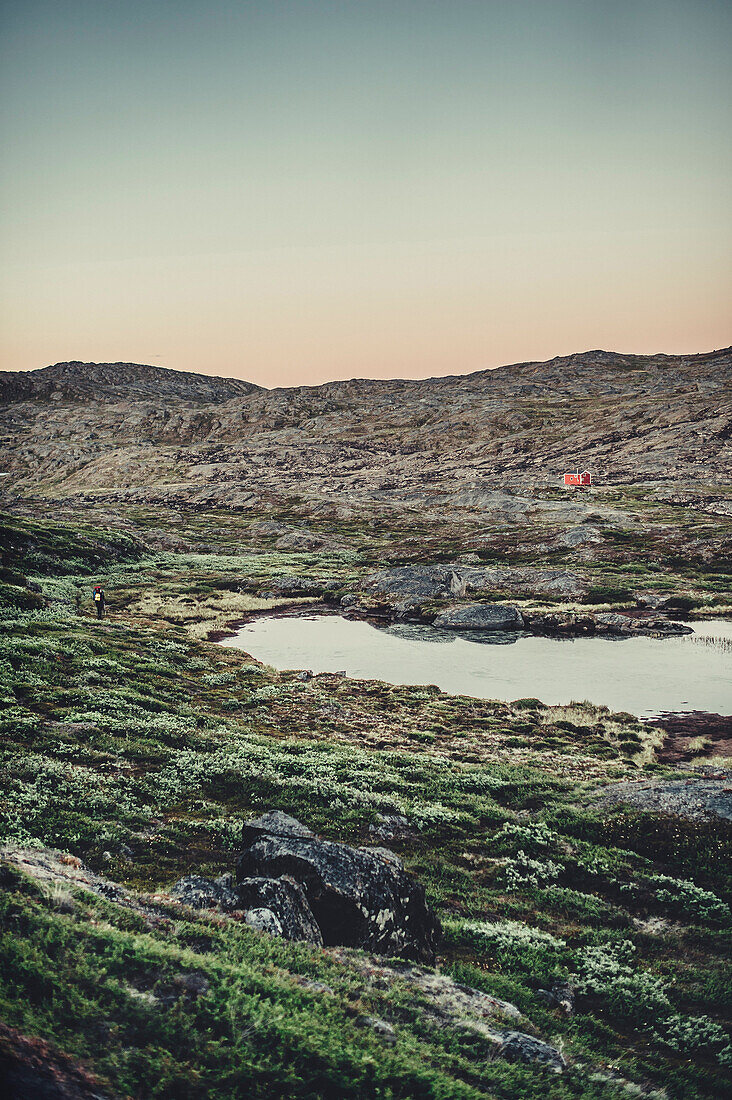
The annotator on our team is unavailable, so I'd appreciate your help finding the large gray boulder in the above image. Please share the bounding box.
[432,603,524,631]
[237,813,440,962]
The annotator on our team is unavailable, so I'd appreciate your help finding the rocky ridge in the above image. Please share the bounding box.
[1,350,730,518]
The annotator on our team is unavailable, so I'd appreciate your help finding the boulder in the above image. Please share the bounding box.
[356,1015,397,1046]
[593,612,692,636]
[237,813,440,962]
[275,530,325,551]
[634,591,697,612]
[432,603,524,631]
[555,526,602,548]
[368,813,420,843]
[169,874,239,912]
[264,575,326,597]
[498,1031,566,1073]
[359,565,456,599]
[237,875,323,944]
[241,810,315,846]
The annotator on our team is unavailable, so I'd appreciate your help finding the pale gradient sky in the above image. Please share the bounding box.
[1,0,730,386]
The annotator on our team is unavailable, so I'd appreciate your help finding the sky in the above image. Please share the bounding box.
[1,0,730,387]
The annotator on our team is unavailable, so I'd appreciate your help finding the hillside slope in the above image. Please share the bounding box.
[0,513,730,1099]
[1,350,730,517]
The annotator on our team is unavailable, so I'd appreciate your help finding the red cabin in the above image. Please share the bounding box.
[564,470,591,487]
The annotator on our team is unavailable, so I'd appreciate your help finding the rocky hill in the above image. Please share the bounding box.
[0,360,261,405]
[0,349,730,521]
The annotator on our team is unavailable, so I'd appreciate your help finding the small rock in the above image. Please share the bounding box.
[368,813,420,842]
[241,811,315,846]
[498,1031,566,1072]
[551,981,575,1016]
[275,530,325,551]
[169,874,239,912]
[237,875,323,944]
[357,1015,397,1045]
[244,908,283,936]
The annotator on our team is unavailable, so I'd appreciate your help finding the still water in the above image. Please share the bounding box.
[222,615,732,717]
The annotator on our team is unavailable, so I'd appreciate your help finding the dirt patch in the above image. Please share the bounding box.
[643,711,732,765]
[0,1022,114,1100]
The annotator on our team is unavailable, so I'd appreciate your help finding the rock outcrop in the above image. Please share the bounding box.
[169,873,239,911]
[2,350,729,530]
[236,812,440,962]
[593,776,732,822]
[330,949,567,1073]
[432,603,524,631]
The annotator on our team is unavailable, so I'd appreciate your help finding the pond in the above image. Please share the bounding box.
[221,615,732,717]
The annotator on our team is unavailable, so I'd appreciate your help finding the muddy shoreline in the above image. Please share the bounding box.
[642,711,732,765]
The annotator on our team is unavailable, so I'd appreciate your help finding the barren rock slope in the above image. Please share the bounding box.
[1,349,729,517]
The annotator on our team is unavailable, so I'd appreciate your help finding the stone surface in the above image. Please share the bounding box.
[356,1015,397,1045]
[240,811,315,846]
[237,813,440,962]
[169,874,239,912]
[498,1031,566,1073]
[432,603,524,631]
[1,353,730,541]
[329,949,565,1071]
[243,907,284,936]
[368,813,420,843]
[593,612,692,636]
[236,875,323,944]
[593,777,732,821]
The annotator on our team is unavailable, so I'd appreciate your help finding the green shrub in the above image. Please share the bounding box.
[490,820,560,857]
[648,874,730,924]
[0,582,45,611]
[582,586,633,604]
[503,851,563,890]
[445,918,567,977]
[655,1012,731,1063]
[574,940,671,1023]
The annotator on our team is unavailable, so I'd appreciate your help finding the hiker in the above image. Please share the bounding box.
[93,585,106,619]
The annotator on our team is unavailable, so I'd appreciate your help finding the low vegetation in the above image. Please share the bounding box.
[0,511,730,1099]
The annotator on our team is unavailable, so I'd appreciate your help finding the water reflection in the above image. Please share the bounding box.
[379,622,523,646]
[222,614,732,717]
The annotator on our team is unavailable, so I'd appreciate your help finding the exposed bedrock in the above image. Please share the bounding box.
[235,812,441,963]
[432,602,524,630]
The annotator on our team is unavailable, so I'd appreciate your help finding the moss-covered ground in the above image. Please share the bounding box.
[0,509,730,1098]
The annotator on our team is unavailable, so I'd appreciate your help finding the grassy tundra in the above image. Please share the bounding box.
[0,510,730,1100]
